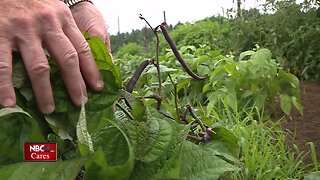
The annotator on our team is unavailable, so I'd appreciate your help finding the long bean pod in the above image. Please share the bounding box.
[159,23,206,80]
[126,59,152,93]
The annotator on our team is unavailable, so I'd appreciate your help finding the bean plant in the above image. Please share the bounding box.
[0,14,315,179]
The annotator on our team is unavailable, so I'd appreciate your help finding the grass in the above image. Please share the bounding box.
[207,102,315,179]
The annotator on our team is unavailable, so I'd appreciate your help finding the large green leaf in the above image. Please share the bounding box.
[250,49,272,63]
[180,141,240,180]
[0,106,44,165]
[11,35,122,141]
[203,127,239,162]
[0,157,86,180]
[85,125,135,180]
[278,69,300,90]
[129,119,190,180]
[45,70,120,140]
[44,35,121,137]
[126,112,174,162]
[280,94,292,116]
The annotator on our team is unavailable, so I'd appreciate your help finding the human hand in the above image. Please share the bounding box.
[0,0,103,114]
[70,2,111,51]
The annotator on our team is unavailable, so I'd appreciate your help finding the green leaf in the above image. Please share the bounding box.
[203,127,239,162]
[126,111,173,162]
[12,60,26,88]
[129,120,190,180]
[180,141,240,180]
[280,94,292,115]
[140,118,173,162]
[0,106,44,165]
[76,101,94,155]
[43,35,122,139]
[180,45,196,53]
[225,80,237,111]
[304,171,320,180]
[254,89,268,110]
[131,97,147,122]
[146,65,178,74]
[86,125,135,180]
[242,90,254,98]
[278,69,300,90]
[239,50,255,61]
[86,36,122,88]
[197,65,210,77]
[47,134,77,160]
[19,83,34,102]
[251,49,272,62]
[0,157,86,180]
[177,78,192,92]
[46,70,120,140]
[292,96,303,115]
[0,106,31,118]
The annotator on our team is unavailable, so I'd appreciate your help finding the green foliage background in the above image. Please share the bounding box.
[112,0,320,81]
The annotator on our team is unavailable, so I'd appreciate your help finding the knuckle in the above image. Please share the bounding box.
[13,16,34,29]
[58,5,73,18]
[89,27,107,40]
[29,62,50,76]
[77,41,92,56]
[38,9,57,24]
[61,50,79,67]
[96,32,106,43]
[0,62,11,75]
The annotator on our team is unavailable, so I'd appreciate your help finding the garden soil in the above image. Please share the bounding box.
[276,81,320,164]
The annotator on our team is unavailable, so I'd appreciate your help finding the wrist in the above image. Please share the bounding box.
[62,0,93,8]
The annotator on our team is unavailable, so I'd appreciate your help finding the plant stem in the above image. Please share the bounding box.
[144,94,164,111]
[168,74,180,122]
[144,94,163,102]
[139,14,162,110]
[186,104,206,132]
[187,135,203,142]
[158,111,175,120]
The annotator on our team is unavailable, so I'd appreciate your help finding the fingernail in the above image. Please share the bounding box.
[42,104,55,115]
[96,78,104,90]
[2,98,15,107]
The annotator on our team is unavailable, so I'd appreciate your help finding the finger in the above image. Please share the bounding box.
[62,20,104,92]
[85,24,111,51]
[0,39,15,107]
[44,30,87,107]
[87,26,107,44]
[86,21,110,50]
[69,2,108,47]
[35,5,87,107]
[105,31,111,52]
[18,37,54,114]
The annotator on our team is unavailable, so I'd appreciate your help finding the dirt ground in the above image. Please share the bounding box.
[278,81,320,164]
